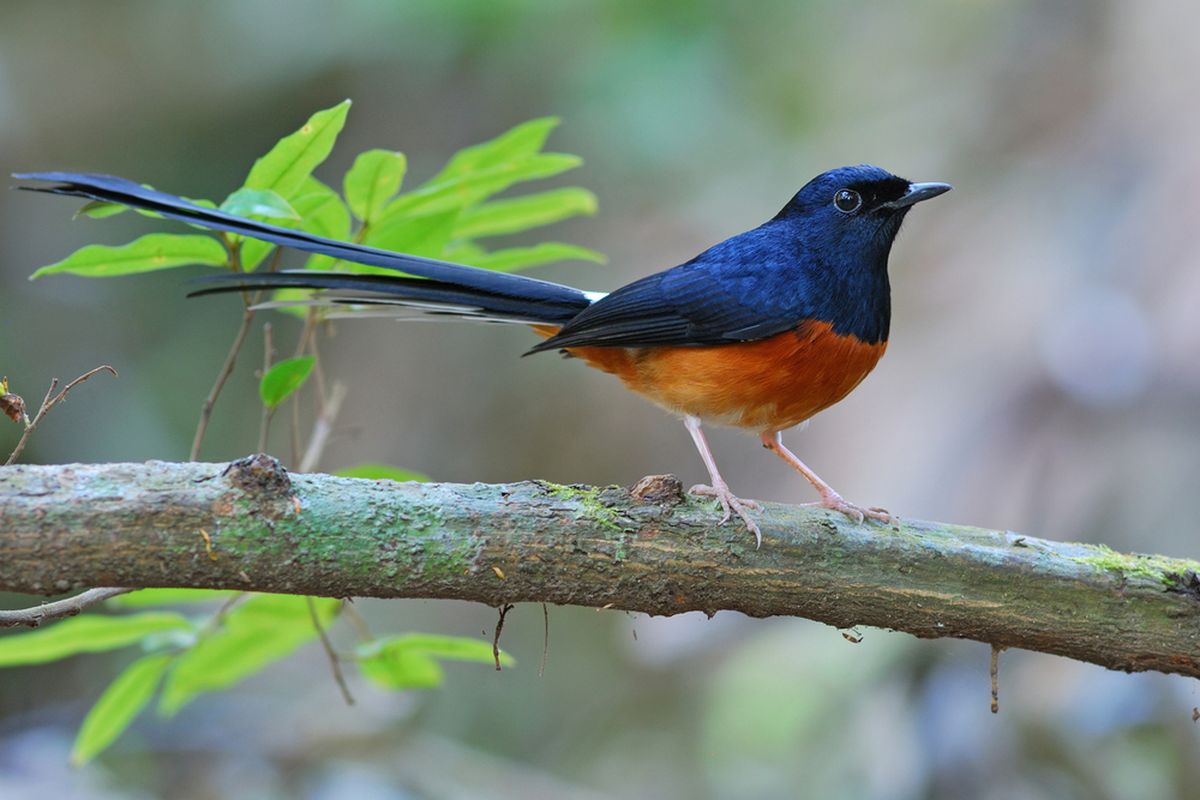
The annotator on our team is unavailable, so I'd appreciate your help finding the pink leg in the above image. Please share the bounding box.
[759,431,891,524]
[683,415,762,546]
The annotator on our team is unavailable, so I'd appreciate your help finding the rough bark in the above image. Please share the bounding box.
[2,457,1199,678]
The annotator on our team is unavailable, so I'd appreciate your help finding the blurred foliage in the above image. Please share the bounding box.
[0,590,513,765]
[334,463,430,482]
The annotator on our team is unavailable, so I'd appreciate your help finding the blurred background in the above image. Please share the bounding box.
[2,1,1199,797]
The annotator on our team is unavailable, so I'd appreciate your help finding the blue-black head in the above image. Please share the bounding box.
[776,165,950,249]
[773,165,951,343]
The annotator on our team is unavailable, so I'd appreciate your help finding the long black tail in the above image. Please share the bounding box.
[15,172,594,325]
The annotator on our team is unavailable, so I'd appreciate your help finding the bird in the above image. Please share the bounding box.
[16,166,950,546]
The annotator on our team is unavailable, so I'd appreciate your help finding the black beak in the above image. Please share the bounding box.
[889,181,952,209]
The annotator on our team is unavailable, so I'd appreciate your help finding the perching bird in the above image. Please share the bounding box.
[17,166,950,546]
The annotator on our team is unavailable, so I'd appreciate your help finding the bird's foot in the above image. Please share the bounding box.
[689,482,762,547]
[804,492,892,525]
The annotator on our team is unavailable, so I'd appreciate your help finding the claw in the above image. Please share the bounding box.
[690,483,762,547]
[760,431,895,529]
[804,493,892,525]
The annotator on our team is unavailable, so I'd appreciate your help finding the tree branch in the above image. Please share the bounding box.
[2,458,1198,678]
[0,587,132,628]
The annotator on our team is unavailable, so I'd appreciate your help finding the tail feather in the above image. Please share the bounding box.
[186,270,589,324]
[14,172,594,323]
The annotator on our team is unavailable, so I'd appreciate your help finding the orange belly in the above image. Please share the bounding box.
[531,320,886,432]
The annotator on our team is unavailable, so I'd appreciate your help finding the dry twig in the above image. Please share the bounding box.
[991,644,1004,714]
[257,322,275,454]
[190,307,255,461]
[4,365,117,466]
[0,587,131,628]
[494,604,515,671]
[308,596,355,706]
[298,381,347,473]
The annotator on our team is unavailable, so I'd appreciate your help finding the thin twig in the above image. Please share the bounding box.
[493,603,514,671]
[190,307,255,461]
[308,596,355,706]
[289,309,320,469]
[197,592,248,639]
[306,322,329,415]
[293,308,319,360]
[290,397,302,469]
[0,587,131,628]
[341,600,374,642]
[4,365,117,466]
[257,322,275,453]
[991,643,1004,714]
[298,381,347,473]
[539,602,549,678]
[189,242,262,462]
[340,599,372,642]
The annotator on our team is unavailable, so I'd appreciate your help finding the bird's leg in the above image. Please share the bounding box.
[759,431,891,524]
[683,415,762,546]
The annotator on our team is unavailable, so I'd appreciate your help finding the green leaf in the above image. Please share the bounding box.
[294,177,353,242]
[107,589,235,609]
[70,653,170,765]
[434,117,560,181]
[29,234,228,279]
[77,200,131,219]
[240,177,351,272]
[459,242,606,273]
[359,649,443,690]
[296,177,354,271]
[219,188,300,221]
[441,242,488,264]
[356,210,458,271]
[384,633,514,665]
[356,633,512,691]
[453,187,597,240]
[242,100,352,200]
[234,100,351,263]
[78,197,214,221]
[378,153,582,222]
[335,464,429,482]
[158,594,339,716]
[0,612,191,666]
[258,356,315,409]
[344,149,407,223]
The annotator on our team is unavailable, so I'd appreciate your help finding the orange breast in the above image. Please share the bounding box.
[531,321,886,432]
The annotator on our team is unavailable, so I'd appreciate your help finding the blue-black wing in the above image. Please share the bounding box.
[528,221,815,352]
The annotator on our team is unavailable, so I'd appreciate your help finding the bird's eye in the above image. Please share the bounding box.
[833,188,862,213]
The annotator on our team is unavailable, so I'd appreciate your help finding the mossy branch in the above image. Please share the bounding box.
[2,456,1198,678]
